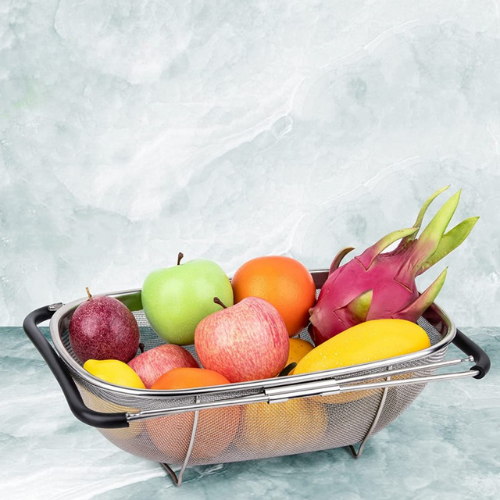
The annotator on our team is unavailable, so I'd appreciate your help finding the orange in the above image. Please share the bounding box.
[151,367,230,390]
[234,398,328,457]
[286,338,314,367]
[285,337,314,375]
[231,256,317,337]
[146,368,241,463]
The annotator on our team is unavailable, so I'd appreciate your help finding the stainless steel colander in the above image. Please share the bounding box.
[23,270,490,486]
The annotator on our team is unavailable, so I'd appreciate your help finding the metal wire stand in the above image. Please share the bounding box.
[348,367,392,458]
[160,397,201,487]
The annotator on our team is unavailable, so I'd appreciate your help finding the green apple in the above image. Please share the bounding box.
[141,253,234,345]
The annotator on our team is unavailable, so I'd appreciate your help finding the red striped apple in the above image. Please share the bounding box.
[128,344,199,388]
[194,297,289,383]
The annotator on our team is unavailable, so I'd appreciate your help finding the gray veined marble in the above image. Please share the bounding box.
[1,327,498,499]
[1,1,500,494]
[0,0,499,327]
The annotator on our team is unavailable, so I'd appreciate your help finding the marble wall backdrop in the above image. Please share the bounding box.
[1,1,499,326]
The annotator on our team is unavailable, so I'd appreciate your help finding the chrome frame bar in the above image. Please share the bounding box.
[126,358,478,422]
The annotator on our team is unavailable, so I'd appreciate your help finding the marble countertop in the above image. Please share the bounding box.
[2,326,498,500]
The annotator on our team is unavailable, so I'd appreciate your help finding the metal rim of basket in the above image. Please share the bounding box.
[48,270,457,399]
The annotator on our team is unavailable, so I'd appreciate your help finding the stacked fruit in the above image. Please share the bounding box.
[71,186,478,389]
[70,254,318,388]
[68,186,477,460]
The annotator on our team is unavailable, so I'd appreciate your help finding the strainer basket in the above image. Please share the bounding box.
[23,270,490,487]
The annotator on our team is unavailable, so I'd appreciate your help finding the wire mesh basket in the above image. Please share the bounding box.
[23,270,490,486]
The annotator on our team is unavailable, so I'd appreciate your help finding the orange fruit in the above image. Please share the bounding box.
[285,337,314,375]
[231,256,317,337]
[286,338,314,367]
[146,368,241,463]
[234,398,328,457]
[151,367,229,390]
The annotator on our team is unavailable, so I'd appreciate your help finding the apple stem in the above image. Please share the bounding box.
[139,343,145,353]
[213,297,227,309]
[85,287,92,300]
[177,252,184,266]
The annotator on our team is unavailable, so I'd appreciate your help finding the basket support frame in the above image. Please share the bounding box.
[348,367,392,458]
[160,397,201,487]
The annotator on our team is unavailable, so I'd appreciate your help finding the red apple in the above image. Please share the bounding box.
[128,344,199,388]
[194,297,289,383]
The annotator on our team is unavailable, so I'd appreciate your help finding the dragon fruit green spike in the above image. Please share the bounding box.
[309,186,479,346]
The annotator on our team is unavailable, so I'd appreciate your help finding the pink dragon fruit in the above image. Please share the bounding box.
[310,186,478,346]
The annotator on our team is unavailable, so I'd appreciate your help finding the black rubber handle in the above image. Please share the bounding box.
[23,306,129,429]
[452,328,491,379]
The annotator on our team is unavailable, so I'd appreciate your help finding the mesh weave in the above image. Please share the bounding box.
[58,304,448,467]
